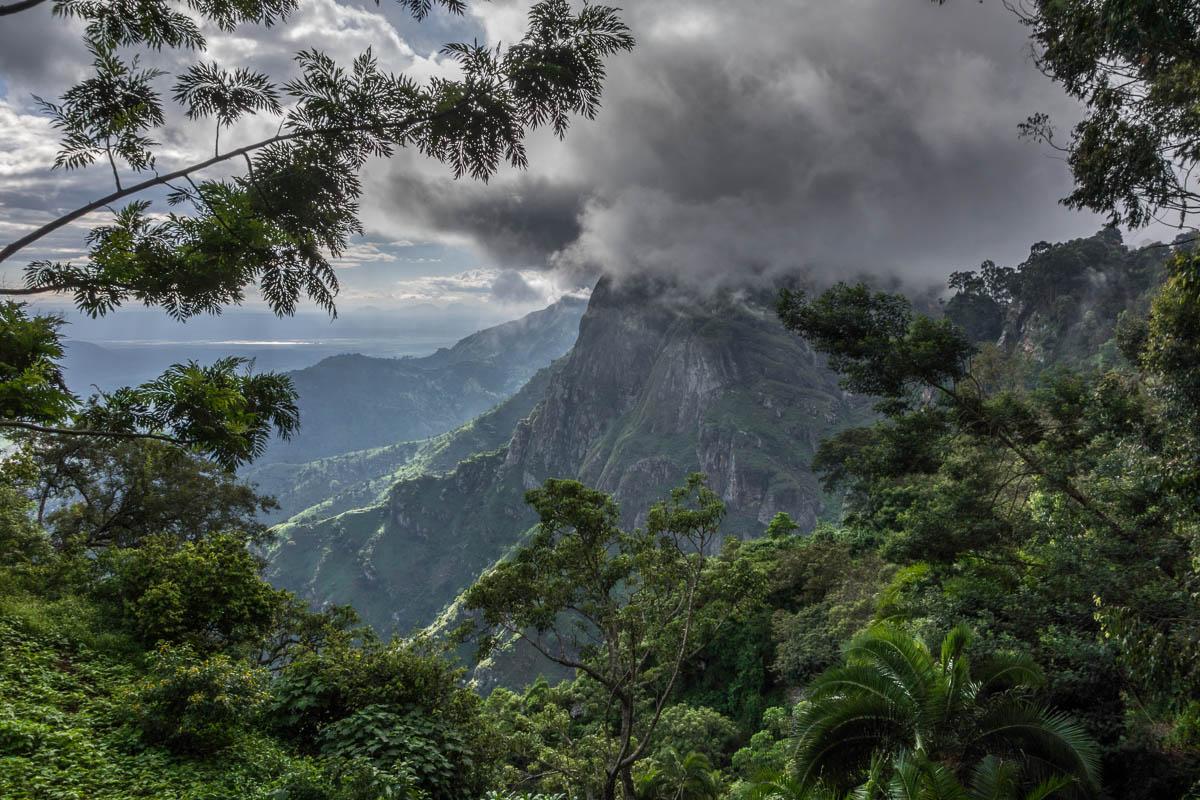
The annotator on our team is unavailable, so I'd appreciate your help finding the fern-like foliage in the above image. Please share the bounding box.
[793,625,1099,799]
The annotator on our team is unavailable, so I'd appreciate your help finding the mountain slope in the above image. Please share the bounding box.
[256,297,586,465]
[266,279,871,635]
[246,361,563,524]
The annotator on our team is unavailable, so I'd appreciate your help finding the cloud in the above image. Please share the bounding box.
[0,0,1126,313]
[373,0,1112,290]
[489,268,543,304]
[379,267,580,306]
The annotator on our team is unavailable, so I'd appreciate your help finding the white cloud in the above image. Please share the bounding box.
[381,267,581,306]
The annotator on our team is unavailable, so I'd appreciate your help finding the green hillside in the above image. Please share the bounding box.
[266,280,874,637]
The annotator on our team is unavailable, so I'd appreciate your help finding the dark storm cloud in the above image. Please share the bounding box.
[377,0,1108,288]
[0,6,87,94]
[379,170,584,266]
[2,0,1113,303]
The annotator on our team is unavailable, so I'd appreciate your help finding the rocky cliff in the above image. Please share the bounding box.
[266,279,870,635]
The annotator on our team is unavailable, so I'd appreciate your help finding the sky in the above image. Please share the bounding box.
[0,0,1166,347]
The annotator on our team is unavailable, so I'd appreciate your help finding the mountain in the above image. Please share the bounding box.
[251,296,587,466]
[245,362,561,524]
[996,228,1165,366]
[266,278,872,637]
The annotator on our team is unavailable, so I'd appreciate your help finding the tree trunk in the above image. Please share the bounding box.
[603,770,619,800]
[621,766,637,800]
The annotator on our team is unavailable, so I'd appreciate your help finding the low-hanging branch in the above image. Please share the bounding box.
[0,62,506,271]
[0,116,435,268]
[0,419,189,447]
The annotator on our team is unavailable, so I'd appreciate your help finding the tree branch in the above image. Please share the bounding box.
[0,116,431,266]
[0,419,189,447]
[0,0,48,16]
[0,76,502,267]
[0,285,60,295]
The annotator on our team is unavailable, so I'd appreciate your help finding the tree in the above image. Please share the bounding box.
[933,0,1200,230]
[778,267,1200,797]
[97,531,287,651]
[463,475,763,800]
[634,748,724,800]
[647,705,738,766]
[22,433,276,550]
[0,0,633,464]
[483,678,614,800]
[792,625,1099,797]
[778,281,1121,537]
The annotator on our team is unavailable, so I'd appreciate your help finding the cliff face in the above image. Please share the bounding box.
[255,296,587,466]
[267,279,870,634]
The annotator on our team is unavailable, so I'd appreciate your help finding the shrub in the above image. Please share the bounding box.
[317,705,468,800]
[271,640,494,799]
[273,757,423,800]
[124,643,269,754]
[98,532,285,652]
[270,639,478,747]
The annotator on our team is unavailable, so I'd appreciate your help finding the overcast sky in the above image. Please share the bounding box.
[0,0,1156,342]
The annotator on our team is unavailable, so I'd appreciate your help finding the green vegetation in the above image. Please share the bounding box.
[6,228,1200,799]
[0,437,496,800]
[463,475,763,800]
[5,3,1200,798]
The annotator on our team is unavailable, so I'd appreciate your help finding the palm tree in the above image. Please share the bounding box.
[635,748,724,800]
[792,625,1099,798]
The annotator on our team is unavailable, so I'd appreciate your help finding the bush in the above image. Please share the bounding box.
[273,757,423,800]
[98,532,285,652]
[124,643,269,754]
[317,705,467,800]
[270,640,478,747]
[271,639,494,799]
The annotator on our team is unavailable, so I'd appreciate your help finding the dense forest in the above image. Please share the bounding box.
[3,0,1200,799]
[4,229,1200,799]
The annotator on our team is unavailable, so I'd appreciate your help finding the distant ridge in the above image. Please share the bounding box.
[254,296,587,466]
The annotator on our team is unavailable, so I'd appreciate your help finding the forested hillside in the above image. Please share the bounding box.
[6,230,1199,800]
[266,277,873,635]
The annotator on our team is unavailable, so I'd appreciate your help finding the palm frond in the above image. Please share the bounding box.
[968,755,1019,800]
[844,625,938,706]
[974,704,1100,794]
[974,652,1045,693]
[795,695,912,788]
